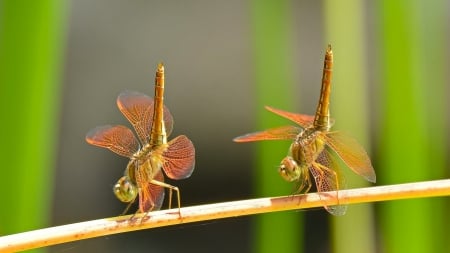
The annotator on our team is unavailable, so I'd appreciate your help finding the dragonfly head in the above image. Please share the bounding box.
[113,176,138,203]
[278,157,302,182]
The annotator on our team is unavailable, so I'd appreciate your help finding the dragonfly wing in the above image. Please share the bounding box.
[136,167,165,212]
[233,125,301,142]
[265,106,315,128]
[162,105,174,136]
[117,90,174,144]
[310,149,347,216]
[86,125,139,158]
[324,131,376,183]
[160,135,195,180]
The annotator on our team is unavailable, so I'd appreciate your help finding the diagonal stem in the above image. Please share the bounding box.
[1,179,449,252]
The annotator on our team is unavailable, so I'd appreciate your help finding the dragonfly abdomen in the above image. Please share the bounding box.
[313,45,333,131]
[150,63,168,146]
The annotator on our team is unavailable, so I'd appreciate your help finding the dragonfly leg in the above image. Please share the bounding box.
[168,187,173,209]
[290,167,311,206]
[121,197,137,216]
[121,194,140,222]
[303,173,312,194]
[150,179,182,217]
[293,167,312,194]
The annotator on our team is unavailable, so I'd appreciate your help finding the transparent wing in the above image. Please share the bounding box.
[309,148,347,216]
[160,135,195,180]
[323,131,376,183]
[233,125,301,142]
[85,125,139,158]
[117,90,174,145]
[136,167,165,212]
[265,106,315,128]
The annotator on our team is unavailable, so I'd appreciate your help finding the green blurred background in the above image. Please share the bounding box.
[0,0,449,252]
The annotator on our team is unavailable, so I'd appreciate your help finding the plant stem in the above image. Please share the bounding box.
[1,179,449,252]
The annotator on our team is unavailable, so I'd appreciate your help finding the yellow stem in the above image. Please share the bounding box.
[1,179,449,252]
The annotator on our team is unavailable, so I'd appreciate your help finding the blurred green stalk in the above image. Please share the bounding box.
[0,0,67,249]
[250,0,302,252]
[378,0,447,252]
[323,1,376,253]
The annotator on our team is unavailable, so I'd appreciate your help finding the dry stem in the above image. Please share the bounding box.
[1,179,449,252]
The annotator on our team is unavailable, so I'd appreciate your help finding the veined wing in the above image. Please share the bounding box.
[233,125,301,142]
[265,106,315,128]
[136,167,165,212]
[323,131,376,183]
[159,135,195,180]
[117,90,174,145]
[310,148,347,216]
[86,125,139,158]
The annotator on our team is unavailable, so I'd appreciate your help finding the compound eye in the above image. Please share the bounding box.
[279,165,287,175]
[283,157,297,171]
[278,157,300,182]
[113,176,138,203]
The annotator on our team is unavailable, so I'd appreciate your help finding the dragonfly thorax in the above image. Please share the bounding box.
[128,143,167,182]
[291,127,326,167]
[132,143,151,160]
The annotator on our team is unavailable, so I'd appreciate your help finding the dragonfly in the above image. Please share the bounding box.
[234,45,376,215]
[86,63,195,214]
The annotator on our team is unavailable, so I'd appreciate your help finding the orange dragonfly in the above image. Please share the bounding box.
[86,63,195,214]
[234,45,375,215]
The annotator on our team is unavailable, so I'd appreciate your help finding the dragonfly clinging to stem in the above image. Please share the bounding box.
[234,45,376,215]
[86,63,195,214]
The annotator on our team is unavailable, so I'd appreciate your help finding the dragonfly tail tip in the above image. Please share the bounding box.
[157,62,164,71]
